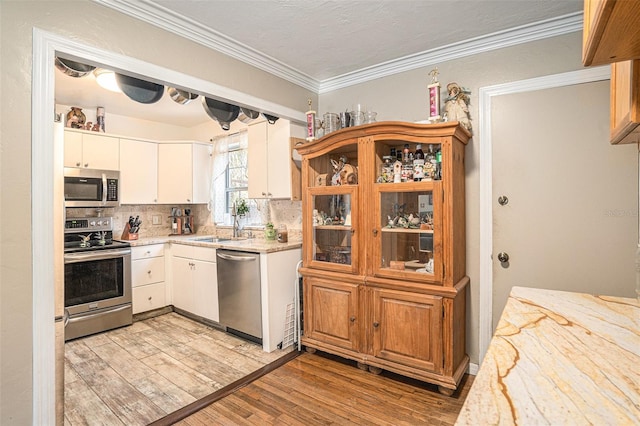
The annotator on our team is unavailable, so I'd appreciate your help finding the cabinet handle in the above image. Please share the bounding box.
[262,192,267,196]
[84,163,89,167]
[373,321,379,328]
[75,162,81,167]
[187,199,191,202]
[350,316,356,322]
[147,270,152,274]
[154,199,157,203]
[350,229,355,235]
[372,229,378,236]
[148,296,152,301]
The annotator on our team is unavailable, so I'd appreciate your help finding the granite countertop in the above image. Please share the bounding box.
[456,286,640,425]
[122,234,302,254]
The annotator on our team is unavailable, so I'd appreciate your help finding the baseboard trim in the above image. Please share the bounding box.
[148,349,301,426]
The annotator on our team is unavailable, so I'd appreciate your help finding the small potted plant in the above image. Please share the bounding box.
[235,198,250,216]
[264,222,277,240]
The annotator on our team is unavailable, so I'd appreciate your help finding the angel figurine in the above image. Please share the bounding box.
[443,82,472,133]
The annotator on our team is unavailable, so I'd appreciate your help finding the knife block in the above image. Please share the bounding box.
[121,223,139,240]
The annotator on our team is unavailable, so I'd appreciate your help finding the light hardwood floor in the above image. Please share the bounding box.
[176,352,474,425]
[64,312,292,425]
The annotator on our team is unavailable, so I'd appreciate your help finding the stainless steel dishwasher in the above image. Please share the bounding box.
[216,249,262,344]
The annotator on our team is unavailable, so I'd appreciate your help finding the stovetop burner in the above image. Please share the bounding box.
[64,216,130,253]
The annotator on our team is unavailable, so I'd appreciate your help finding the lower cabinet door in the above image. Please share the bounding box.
[304,277,359,351]
[132,282,166,314]
[371,288,443,373]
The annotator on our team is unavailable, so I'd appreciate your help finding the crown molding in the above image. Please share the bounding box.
[94,1,582,95]
[93,0,320,92]
[318,12,583,93]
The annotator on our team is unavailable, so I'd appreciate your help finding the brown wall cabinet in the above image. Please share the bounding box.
[583,0,640,145]
[297,121,470,394]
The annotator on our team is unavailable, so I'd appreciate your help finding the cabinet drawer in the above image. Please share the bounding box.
[132,256,165,287]
[172,244,216,262]
[131,244,165,260]
[132,282,166,314]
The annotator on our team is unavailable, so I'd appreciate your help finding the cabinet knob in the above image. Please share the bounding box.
[497,252,510,263]
[148,296,152,301]
[187,199,191,202]
[75,162,81,167]
[262,192,267,196]
[154,199,157,203]
[372,229,378,236]
[84,163,89,167]
[373,321,380,328]
[147,270,152,274]
[350,316,356,322]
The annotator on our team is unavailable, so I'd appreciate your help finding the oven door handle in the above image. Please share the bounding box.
[64,248,131,263]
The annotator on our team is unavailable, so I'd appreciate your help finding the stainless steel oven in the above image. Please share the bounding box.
[64,217,132,340]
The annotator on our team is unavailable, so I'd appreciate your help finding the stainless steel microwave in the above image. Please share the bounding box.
[64,168,120,208]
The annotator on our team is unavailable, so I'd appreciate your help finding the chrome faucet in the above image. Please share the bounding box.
[231,201,240,238]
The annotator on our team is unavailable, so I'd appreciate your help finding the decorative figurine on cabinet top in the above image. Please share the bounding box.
[443,82,472,133]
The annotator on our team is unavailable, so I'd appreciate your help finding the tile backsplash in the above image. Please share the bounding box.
[65,199,302,240]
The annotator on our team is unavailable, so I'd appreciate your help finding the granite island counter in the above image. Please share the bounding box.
[456,286,639,425]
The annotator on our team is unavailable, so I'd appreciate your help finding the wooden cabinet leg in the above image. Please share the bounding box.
[438,385,455,396]
[368,366,382,375]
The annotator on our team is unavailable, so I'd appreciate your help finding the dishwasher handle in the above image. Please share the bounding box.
[217,252,257,262]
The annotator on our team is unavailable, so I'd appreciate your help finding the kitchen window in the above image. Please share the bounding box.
[225,143,248,214]
[211,131,250,225]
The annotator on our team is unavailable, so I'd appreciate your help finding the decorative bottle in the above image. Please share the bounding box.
[413,144,425,181]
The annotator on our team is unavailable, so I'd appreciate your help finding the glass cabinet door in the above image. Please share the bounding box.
[374,182,442,282]
[307,188,358,273]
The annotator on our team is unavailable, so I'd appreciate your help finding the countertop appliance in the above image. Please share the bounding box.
[64,167,120,208]
[63,216,132,340]
[216,250,262,344]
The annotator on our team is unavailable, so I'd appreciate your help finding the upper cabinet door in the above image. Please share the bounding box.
[119,138,158,204]
[582,0,640,66]
[64,131,83,168]
[158,143,193,203]
[248,119,305,199]
[81,133,119,170]
[247,121,269,199]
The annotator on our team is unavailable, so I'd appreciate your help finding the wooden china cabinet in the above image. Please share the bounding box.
[297,121,470,394]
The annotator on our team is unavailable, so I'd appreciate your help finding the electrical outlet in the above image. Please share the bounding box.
[152,214,162,225]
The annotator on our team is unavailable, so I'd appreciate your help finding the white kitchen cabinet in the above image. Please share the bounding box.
[64,129,119,170]
[131,244,166,314]
[157,143,211,204]
[248,119,305,199]
[119,138,159,204]
[171,244,219,322]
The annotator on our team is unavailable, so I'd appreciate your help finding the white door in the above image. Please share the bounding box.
[492,80,637,330]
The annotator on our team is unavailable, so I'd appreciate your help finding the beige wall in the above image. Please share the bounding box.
[320,31,621,367]
[0,1,314,423]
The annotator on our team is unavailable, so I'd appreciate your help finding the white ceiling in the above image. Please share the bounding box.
[56,0,583,128]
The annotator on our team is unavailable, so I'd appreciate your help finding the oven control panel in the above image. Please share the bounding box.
[65,217,113,233]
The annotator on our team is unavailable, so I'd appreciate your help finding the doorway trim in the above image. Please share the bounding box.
[477,65,611,363]
[31,28,305,421]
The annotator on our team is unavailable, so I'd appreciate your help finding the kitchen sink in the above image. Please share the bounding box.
[188,236,229,243]
[188,236,248,243]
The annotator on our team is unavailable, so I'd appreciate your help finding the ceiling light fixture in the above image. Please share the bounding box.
[93,68,122,93]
